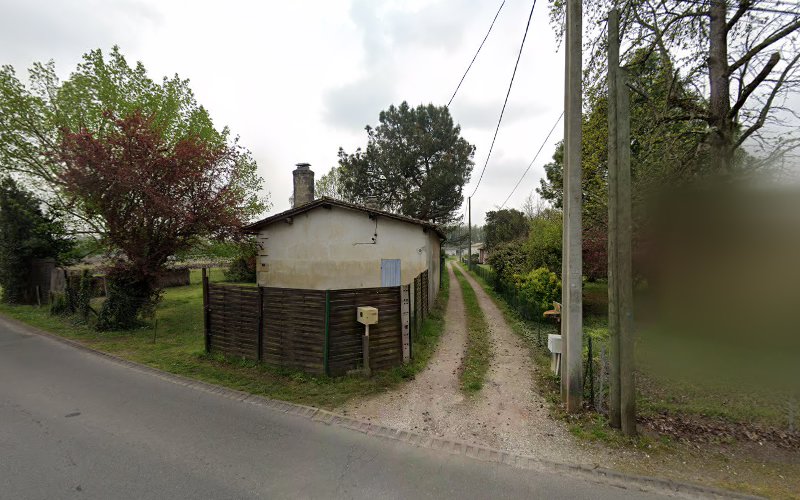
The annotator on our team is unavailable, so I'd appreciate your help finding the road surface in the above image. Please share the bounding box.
[0,315,670,499]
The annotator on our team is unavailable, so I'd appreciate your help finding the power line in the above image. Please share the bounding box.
[499,111,564,209]
[469,0,538,199]
[448,0,506,107]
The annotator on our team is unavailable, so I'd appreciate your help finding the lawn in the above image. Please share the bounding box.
[463,266,800,499]
[0,268,450,409]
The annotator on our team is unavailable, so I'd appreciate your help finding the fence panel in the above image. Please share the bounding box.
[207,284,260,359]
[262,287,326,375]
[328,287,401,376]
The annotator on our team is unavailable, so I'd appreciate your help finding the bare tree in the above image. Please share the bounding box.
[550,0,800,172]
[521,191,547,219]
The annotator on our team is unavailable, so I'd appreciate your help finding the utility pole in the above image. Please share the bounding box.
[468,197,472,270]
[562,0,583,412]
[607,8,636,435]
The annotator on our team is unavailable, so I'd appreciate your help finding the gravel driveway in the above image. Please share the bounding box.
[341,262,607,466]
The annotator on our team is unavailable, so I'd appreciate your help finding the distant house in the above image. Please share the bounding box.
[475,243,488,265]
[244,164,443,301]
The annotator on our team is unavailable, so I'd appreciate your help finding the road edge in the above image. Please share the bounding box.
[0,313,759,500]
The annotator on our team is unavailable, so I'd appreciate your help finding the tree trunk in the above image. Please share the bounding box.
[708,0,732,173]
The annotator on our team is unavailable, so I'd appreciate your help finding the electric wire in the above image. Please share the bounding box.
[498,111,564,209]
[469,0,538,199]
[448,0,507,107]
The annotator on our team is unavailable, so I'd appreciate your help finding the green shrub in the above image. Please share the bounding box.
[97,266,159,330]
[224,238,257,283]
[76,270,93,321]
[49,292,70,316]
[487,240,529,285]
[513,267,561,318]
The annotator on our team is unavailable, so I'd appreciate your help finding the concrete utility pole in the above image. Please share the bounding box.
[468,197,472,270]
[562,0,583,412]
[607,8,636,436]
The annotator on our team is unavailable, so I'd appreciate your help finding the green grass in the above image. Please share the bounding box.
[453,265,491,394]
[0,270,450,410]
[466,267,793,430]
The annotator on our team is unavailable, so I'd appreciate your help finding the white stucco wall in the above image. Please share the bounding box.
[256,205,442,297]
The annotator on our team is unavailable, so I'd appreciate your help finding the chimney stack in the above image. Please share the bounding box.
[292,163,314,208]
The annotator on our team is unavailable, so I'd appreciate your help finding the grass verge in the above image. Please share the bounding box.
[453,265,491,394]
[463,265,800,499]
[0,269,449,410]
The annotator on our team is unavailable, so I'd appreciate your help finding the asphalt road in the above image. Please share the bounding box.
[0,316,671,500]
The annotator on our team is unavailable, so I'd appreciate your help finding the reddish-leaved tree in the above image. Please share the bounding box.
[60,111,264,329]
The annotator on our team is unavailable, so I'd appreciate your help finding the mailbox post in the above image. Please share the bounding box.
[357,306,379,376]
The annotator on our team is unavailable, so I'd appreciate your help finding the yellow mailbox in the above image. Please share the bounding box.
[357,306,378,326]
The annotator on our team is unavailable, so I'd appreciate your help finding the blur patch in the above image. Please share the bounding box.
[641,184,800,394]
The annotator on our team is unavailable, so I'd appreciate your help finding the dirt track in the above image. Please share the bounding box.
[341,262,603,465]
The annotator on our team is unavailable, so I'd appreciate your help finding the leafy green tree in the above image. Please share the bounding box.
[337,102,475,224]
[0,177,72,303]
[484,209,529,251]
[315,166,352,201]
[527,208,563,273]
[0,46,266,232]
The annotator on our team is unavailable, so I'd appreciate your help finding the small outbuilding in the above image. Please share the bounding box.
[244,164,444,302]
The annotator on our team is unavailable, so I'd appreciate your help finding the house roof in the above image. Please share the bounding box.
[243,197,447,239]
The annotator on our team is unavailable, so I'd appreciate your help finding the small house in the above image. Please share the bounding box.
[244,164,444,302]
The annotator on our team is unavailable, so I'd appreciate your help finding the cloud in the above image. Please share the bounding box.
[323,70,398,130]
[451,100,549,129]
[0,0,160,71]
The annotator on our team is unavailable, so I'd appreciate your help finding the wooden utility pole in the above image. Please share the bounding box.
[607,8,636,435]
[562,0,583,412]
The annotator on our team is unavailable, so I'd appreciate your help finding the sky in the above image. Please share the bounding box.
[0,0,568,226]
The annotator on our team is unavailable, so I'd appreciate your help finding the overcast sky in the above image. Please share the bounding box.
[1,0,567,226]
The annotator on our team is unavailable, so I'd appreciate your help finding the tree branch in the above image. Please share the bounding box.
[726,0,752,32]
[729,51,780,119]
[728,18,800,75]
[734,52,800,149]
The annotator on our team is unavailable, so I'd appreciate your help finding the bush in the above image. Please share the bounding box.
[76,270,93,321]
[49,292,70,316]
[513,267,561,318]
[487,240,529,285]
[224,239,257,283]
[97,266,159,331]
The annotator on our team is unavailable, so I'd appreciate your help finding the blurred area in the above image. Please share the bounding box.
[638,180,800,399]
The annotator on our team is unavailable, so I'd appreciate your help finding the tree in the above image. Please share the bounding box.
[59,111,264,329]
[0,46,253,233]
[484,209,529,250]
[314,165,352,201]
[521,192,546,219]
[337,102,475,224]
[527,208,563,274]
[0,178,72,303]
[550,0,800,172]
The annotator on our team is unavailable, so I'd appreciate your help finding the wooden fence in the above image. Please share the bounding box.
[203,270,431,376]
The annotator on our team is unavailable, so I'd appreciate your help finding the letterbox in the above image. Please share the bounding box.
[356,306,378,325]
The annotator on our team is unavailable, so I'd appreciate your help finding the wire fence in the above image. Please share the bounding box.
[469,262,606,409]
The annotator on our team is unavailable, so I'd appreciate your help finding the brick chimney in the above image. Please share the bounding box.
[292,163,314,208]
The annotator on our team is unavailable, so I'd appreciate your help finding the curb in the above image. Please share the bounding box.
[0,313,760,500]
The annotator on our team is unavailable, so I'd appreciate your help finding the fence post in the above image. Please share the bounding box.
[202,268,210,354]
[401,285,411,363]
[257,286,264,362]
[587,336,594,407]
[324,290,330,376]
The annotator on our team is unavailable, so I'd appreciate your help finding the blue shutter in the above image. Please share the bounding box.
[381,259,401,287]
